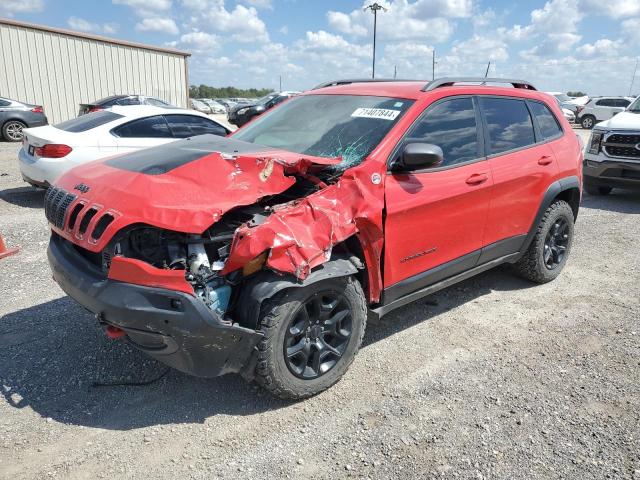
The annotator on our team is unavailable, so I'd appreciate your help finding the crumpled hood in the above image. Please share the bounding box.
[595,111,640,130]
[52,134,339,252]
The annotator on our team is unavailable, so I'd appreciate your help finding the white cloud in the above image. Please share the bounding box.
[575,38,623,58]
[243,0,272,9]
[135,18,179,35]
[278,26,289,35]
[581,0,640,19]
[621,18,640,42]
[0,0,43,16]
[472,8,495,29]
[181,0,269,43]
[451,34,509,63]
[178,31,220,50]
[326,0,466,42]
[67,17,119,35]
[112,0,172,17]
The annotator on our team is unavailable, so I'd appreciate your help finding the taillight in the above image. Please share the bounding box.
[88,106,102,113]
[31,106,43,113]
[35,144,72,158]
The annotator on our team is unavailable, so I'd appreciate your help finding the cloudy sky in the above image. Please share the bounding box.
[2,0,639,95]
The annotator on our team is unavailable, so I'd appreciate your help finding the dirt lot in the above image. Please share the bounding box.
[1,129,639,480]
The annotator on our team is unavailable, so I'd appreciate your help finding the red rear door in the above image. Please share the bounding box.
[478,97,560,250]
[383,96,492,302]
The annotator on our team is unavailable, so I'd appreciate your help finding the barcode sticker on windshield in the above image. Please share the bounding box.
[351,108,400,121]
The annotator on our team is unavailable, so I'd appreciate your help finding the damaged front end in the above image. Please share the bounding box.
[46,132,386,378]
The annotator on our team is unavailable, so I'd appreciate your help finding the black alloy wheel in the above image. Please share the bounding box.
[283,291,352,379]
[543,218,570,270]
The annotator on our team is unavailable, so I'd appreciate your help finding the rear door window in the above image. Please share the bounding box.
[55,111,124,133]
[405,97,480,167]
[111,115,172,138]
[479,97,536,155]
[164,114,228,138]
[528,101,562,140]
[596,99,615,107]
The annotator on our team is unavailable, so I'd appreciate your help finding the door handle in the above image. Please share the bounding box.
[538,155,553,166]
[465,173,488,185]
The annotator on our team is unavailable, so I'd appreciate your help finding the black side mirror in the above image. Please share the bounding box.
[395,143,444,171]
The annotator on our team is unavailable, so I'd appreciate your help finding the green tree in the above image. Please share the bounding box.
[567,91,587,97]
[189,85,274,99]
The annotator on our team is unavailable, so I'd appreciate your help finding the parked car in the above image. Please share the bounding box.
[583,95,640,194]
[228,91,300,127]
[78,95,172,116]
[19,105,229,187]
[546,92,581,116]
[576,96,634,129]
[199,99,227,114]
[215,98,236,110]
[0,96,48,142]
[45,77,582,399]
[189,98,212,114]
[553,97,576,123]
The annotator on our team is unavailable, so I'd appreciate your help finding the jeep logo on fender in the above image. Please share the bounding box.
[74,183,90,193]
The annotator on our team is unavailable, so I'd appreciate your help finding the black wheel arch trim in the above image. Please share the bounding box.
[519,175,580,254]
[236,255,362,330]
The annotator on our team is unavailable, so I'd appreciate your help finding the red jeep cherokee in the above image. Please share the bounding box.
[46,78,583,399]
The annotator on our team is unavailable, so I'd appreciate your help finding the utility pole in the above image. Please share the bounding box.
[630,58,639,96]
[484,61,491,78]
[432,49,436,80]
[394,65,397,79]
[364,3,387,78]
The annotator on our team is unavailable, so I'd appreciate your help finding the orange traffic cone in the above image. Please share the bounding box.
[0,233,19,260]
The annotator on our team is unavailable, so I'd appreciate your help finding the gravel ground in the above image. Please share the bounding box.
[1,129,639,480]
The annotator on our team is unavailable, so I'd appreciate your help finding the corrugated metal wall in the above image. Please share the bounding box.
[0,22,188,124]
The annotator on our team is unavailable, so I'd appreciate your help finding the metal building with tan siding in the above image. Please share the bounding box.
[0,18,190,124]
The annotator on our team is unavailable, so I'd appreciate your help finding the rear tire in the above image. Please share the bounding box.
[514,200,574,284]
[581,115,595,129]
[584,182,612,196]
[2,120,26,142]
[254,276,367,400]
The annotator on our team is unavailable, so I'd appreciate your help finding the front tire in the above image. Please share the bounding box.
[2,120,27,142]
[254,276,367,400]
[514,200,574,284]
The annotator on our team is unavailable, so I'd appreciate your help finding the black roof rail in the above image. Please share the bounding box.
[312,78,421,90]
[422,77,537,92]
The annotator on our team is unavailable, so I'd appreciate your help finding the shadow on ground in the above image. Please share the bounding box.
[581,190,640,214]
[0,266,532,431]
[0,186,45,208]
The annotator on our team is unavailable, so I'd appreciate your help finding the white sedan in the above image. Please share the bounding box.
[19,105,230,187]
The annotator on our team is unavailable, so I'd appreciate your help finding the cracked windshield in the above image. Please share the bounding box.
[233,94,414,171]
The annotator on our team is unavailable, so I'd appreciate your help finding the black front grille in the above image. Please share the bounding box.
[604,146,640,158]
[607,134,640,144]
[44,187,76,229]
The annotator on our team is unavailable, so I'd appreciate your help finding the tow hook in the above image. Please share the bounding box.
[105,325,126,340]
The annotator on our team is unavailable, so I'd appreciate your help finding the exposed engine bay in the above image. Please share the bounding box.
[102,176,324,316]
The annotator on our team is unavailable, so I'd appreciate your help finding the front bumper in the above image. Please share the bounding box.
[47,234,262,378]
[583,156,640,189]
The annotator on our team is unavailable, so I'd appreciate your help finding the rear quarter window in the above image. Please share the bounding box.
[479,97,536,155]
[55,111,124,133]
[528,101,562,140]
